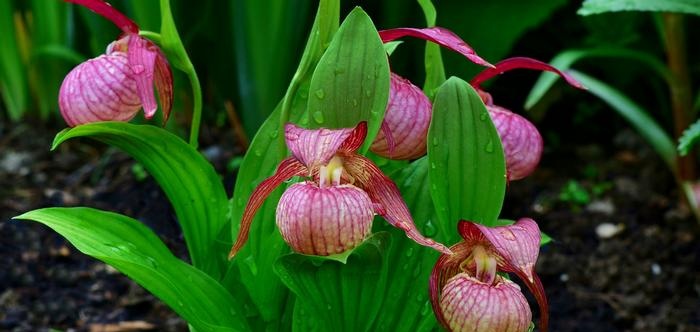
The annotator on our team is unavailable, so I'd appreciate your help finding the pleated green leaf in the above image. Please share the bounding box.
[428,77,506,227]
[274,232,390,332]
[14,207,249,332]
[52,122,229,279]
[306,7,390,152]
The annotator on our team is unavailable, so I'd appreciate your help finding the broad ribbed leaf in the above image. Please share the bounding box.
[568,70,676,170]
[52,122,228,279]
[306,7,390,153]
[524,48,670,110]
[14,207,249,332]
[428,77,506,227]
[274,232,390,332]
[370,157,458,332]
[579,0,700,16]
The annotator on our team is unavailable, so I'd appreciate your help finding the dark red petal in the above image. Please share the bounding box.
[228,157,307,259]
[343,154,451,254]
[65,0,138,34]
[470,56,586,89]
[338,121,368,153]
[378,27,492,68]
[154,50,173,124]
[127,36,158,118]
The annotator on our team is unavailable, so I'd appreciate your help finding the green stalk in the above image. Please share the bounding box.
[157,0,202,149]
[662,13,698,220]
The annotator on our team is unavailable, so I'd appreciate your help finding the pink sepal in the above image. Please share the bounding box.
[285,123,354,172]
[379,27,492,68]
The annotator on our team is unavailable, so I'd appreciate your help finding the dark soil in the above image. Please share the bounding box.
[1,119,699,331]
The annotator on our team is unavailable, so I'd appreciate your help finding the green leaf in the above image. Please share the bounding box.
[52,123,229,279]
[679,118,700,156]
[567,70,677,171]
[428,77,507,227]
[274,232,390,332]
[306,7,391,152]
[14,207,249,332]
[0,0,28,121]
[578,0,700,16]
[524,48,671,110]
[370,157,456,332]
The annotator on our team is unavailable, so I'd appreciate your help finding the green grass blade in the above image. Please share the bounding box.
[428,77,507,227]
[579,0,700,16]
[525,48,671,110]
[0,1,28,121]
[52,122,229,279]
[15,207,250,332]
[569,70,677,170]
[678,118,700,156]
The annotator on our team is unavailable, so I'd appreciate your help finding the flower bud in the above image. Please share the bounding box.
[371,73,431,160]
[440,273,531,332]
[488,105,543,181]
[276,182,374,256]
[59,52,142,126]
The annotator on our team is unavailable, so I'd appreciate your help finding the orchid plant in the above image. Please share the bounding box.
[15,1,583,331]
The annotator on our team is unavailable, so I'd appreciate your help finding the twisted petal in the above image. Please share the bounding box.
[66,0,139,34]
[127,36,159,119]
[285,123,355,172]
[470,56,585,89]
[439,274,531,332]
[371,73,432,160]
[458,219,548,332]
[343,154,451,254]
[379,27,492,67]
[153,49,174,124]
[59,53,141,126]
[228,157,307,259]
[276,182,374,256]
[488,105,543,181]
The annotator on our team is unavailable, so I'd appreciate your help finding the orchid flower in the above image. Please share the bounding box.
[370,27,493,160]
[471,57,586,181]
[228,122,452,258]
[430,219,546,332]
[59,0,173,127]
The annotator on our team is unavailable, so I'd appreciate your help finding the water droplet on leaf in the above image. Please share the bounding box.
[484,140,494,153]
[312,111,324,123]
[315,89,325,99]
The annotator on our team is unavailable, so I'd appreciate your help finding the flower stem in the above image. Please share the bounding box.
[158,0,202,149]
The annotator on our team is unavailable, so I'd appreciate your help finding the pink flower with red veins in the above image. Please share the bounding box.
[470,57,586,181]
[228,122,451,258]
[370,27,493,160]
[59,0,173,127]
[430,219,547,332]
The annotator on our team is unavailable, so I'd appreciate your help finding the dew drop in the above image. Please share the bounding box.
[254,149,263,156]
[352,99,358,106]
[364,89,372,97]
[405,247,415,257]
[484,140,494,153]
[312,111,325,123]
[402,263,410,271]
[479,112,488,121]
[432,137,439,146]
[422,220,438,237]
[269,129,279,138]
[420,301,431,316]
[334,67,346,75]
[430,162,437,169]
[315,89,325,99]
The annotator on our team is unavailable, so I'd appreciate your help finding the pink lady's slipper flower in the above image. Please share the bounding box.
[470,57,585,181]
[370,28,493,160]
[228,122,451,258]
[59,0,173,127]
[430,219,547,332]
